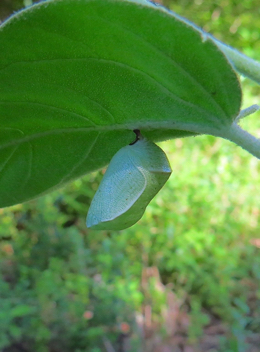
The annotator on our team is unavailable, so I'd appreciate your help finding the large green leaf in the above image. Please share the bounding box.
[0,0,241,207]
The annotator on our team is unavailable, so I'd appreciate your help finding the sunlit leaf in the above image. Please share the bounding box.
[0,0,241,206]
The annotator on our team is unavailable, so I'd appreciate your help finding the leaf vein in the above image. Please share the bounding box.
[57,131,101,185]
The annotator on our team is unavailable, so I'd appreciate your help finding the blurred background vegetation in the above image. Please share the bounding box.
[0,0,260,351]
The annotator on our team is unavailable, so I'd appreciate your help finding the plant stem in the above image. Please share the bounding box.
[235,104,260,122]
[218,122,260,159]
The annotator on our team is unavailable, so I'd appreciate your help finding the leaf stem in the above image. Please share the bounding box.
[218,122,260,159]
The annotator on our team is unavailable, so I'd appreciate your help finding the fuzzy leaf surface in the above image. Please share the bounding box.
[0,0,241,206]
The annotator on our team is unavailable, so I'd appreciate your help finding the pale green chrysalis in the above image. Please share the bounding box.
[86,131,172,231]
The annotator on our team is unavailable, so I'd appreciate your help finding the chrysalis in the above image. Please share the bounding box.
[86,131,172,231]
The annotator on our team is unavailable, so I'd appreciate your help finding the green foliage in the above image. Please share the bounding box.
[0,129,259,350]
[0,189,139,351]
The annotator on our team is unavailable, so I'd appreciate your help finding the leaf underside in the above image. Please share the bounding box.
[0,0,241,207]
